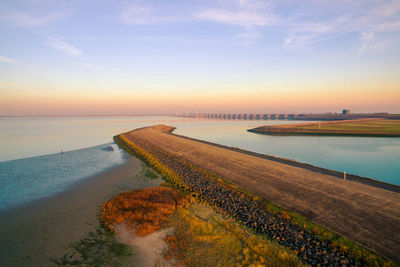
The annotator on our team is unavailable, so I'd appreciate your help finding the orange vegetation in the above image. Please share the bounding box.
[100,187,187,236]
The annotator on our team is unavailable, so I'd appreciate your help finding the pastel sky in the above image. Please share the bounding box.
[1,0,400,115]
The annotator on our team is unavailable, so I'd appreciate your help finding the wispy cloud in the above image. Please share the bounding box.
[358,32,376,57]
[282,0,400,50]
[119,4,186,24]
[233,29,262,45]
[117,0,400,52]
[0,55,17,64]
[79,62,104,70]
[196,0,277,28]
[1,11,65,27]
[45,38,83,57]
[118,0,277,28]
[118,0,277,45]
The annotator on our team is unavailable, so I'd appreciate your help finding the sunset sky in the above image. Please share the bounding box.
[1,0,400,115]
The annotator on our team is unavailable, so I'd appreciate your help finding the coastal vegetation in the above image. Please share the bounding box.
[144,168,159,180]
[100,187,186,236]
[99,185,305,266]
[165,200,305,266]
[114,132,396,266]
[248,119,400,137]
[52,224,133,266]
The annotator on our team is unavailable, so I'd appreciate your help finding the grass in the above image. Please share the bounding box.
[144,168,159,179]
[52,223,133,267]
[300,119,400,134]
[249,119,400,136]
[99,184,306,267]
[165,200,306,267]
[100,187,187,236]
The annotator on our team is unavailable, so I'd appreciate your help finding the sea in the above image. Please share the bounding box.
[1,116,399,211]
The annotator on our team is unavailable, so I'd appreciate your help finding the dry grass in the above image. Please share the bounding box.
[165,200,306,267]
[100,187,187,236]
[300,119,400,133]
[250,119,400,136]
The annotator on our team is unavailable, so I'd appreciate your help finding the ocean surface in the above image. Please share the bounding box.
[1,116,399,210]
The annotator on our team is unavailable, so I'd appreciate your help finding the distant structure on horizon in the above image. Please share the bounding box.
[175,111,400,121]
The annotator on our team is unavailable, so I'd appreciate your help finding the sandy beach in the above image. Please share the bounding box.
[0,152,163,267]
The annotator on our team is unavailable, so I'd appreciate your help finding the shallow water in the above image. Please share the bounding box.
[0,116,399,210]
[0,143,124,210]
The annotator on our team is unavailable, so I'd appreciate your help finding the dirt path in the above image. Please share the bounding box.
[124,125,400,262]
[116,226,172,267]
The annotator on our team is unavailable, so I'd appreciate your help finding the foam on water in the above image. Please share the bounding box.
[0,143,125,210]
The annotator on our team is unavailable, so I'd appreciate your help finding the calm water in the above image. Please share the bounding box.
[0,116,399,210]
[173,121,400,185]
[0,143,124,210]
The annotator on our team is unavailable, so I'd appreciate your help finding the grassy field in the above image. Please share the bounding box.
[299,119,400,134]
[249,119,400,136]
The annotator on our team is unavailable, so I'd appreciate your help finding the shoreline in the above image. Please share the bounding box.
[0,151,162,267]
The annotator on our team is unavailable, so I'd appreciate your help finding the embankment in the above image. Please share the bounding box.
[118,125,400,264]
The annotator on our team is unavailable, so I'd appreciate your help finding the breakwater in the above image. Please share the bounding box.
[115,130,393,266]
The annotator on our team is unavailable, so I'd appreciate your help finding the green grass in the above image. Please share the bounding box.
[299,119,400,134]
[52,223,134,267]
[144,168,159,179]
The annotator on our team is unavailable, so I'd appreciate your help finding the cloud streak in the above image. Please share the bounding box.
[0,55,17,64]
[358,32,376,57]
[45,38,83,57]
[119,4,186,24]
[282,0,400,49]
[195,0,276,28]
[119,0,277,27]
[79,62,104,70]
[1,11,65,27]
[117,0,400,53]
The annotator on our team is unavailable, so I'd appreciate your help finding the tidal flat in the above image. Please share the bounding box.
[0,154,163,267]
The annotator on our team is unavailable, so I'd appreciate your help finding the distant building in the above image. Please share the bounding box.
[342,109,351,115]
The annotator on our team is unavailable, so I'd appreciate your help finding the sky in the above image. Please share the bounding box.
[1,0,400,115]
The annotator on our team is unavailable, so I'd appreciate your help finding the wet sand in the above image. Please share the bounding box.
[124,125,400,262]
[0,153,162,267]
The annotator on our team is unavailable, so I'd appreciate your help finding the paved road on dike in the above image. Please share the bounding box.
[125,125,400,262]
